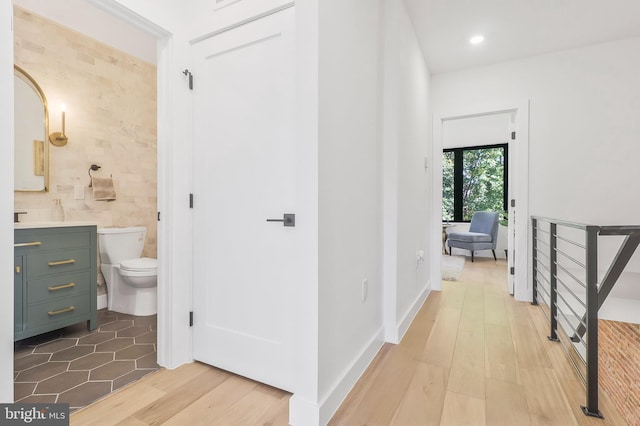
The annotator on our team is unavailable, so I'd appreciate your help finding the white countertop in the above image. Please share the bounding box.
[14,221,98,229]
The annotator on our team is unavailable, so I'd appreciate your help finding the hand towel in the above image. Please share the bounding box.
[92,176,117,201]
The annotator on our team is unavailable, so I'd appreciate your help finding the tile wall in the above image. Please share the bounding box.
[13,7,158,264]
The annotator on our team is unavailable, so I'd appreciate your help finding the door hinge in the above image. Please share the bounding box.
[157,212,160,221]
[511,131,516,140]
[189,311,194,327]
[189,193,194,209]
[182,69,193,90]
[510,267,515,275]
[511,199,516,208]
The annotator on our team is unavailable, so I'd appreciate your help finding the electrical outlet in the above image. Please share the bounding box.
[361,279,368,303]
[74,181,85,200]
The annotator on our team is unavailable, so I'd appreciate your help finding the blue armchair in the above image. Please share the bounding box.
[447,211,499,262]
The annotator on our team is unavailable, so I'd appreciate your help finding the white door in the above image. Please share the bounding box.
[192,7,298,392]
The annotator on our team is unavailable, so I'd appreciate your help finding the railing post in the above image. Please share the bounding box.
[531,218,538,305]
[582,226,603,418]
[548,222,559,342]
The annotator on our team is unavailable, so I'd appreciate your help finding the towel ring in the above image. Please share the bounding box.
[88,164,101,187]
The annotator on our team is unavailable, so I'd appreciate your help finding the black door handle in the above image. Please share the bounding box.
[266,213,295,227]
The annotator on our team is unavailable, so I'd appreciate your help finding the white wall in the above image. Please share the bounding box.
[433,37,640,226]
[317,0,384,421]
[442,113,511,149]
[432,36,640,291]
[2,1,434,422]
[313,0,432,422]
[385,0,431,341]
[1,0,15,403]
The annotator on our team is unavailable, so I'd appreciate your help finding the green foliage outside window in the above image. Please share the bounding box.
[442,151,455,221]
[442,145,507,222]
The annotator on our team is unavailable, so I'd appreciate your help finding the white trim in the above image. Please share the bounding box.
[432,100,531,302]
[431,116,444,292]
[385,282,430,344]
[2,0,14,402]
[189,2,295,44]
[289,328,384,426]
[321,328,384,425]
[214,0,244,12]
[91,0,182,368]
[380,0,399,350]
[289,394,320,426]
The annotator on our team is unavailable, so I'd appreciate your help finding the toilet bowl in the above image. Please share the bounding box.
[98,226,157,316]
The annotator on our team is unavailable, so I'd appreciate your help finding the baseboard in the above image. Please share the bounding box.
[320,328,384,425]
[289,328,384,425]
[97,294,107,310]
[289,394,320,426]
[385,281,431,344]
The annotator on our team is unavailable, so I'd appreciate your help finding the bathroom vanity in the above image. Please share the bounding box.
[14,223,98,341]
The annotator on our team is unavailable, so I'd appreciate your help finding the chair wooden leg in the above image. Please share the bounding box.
[492,249,497,261]
[471,251,474,262]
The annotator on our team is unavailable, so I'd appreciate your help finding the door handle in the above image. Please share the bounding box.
[266,213,295,227]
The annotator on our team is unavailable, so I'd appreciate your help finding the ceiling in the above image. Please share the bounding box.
[404,0,640,74]
[13,0,640,74]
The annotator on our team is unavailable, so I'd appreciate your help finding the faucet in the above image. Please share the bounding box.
[14,211,27,223]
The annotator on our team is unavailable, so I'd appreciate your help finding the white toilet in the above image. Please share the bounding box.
[97,226,157,316]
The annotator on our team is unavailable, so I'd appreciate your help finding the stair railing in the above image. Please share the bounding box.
[531,216,640,419]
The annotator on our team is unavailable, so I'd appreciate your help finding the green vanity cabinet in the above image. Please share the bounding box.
[14,225,98,341]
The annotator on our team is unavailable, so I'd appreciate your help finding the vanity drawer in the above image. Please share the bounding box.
[28,271,91,303]
[26,294,91,328]
[14,225,97,341]
[27,248,91,277]
[14,228,91,252]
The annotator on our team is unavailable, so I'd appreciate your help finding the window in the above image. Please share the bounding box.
[442,144,508,222]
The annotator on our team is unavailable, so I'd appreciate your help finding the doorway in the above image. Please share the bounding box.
[10,0,171,407]
[431,101,530,301]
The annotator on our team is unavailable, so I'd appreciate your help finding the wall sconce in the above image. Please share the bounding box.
[49,103,68,147]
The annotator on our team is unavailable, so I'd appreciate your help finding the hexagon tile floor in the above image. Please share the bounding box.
[14,309,159,411]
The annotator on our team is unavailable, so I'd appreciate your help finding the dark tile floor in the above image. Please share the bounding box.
[14,309,159,411]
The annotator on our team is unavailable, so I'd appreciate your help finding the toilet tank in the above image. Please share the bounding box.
[97,226,146,264]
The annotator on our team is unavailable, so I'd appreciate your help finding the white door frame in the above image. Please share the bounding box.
[431,100,531,301]
[87,0,184,367]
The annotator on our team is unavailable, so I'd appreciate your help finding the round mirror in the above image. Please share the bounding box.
[14,65,49,192]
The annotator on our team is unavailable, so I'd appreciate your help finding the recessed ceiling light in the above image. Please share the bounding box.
[469,35,485,45]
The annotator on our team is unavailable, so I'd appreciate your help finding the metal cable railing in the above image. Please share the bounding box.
[531,216,640,419]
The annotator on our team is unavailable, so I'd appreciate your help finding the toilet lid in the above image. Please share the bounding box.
[120,257,157,272]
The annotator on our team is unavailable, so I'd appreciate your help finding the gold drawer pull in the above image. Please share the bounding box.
[48,282,76,291]
[48,259,76,266]
[14,241,42,247]
[48,306,75,316]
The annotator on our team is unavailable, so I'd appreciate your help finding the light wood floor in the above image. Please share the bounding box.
[72,258,626,425]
